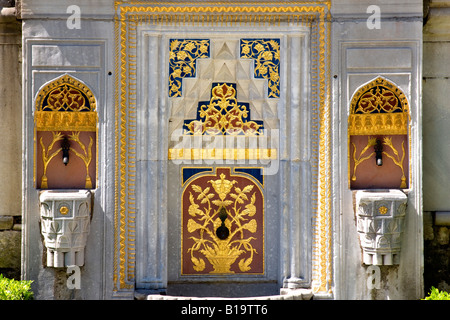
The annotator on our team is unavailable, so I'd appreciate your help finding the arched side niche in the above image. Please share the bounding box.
[34,74,98,189]
[348,77,410,189]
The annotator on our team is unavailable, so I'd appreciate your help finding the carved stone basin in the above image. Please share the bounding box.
[355,189,407,265]
[39,190,92,267]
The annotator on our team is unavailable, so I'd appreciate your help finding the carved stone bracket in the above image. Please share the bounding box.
[355,190,407,265]
[39,190,92,267]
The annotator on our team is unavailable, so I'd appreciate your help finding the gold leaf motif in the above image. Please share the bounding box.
[209,173,236,201]
[238,257,252,272]
[242,219,257,233]
[68,131,94,189]
[351,136,376,182]
[382,138,407,188]
[196,187,211,201]
[242,193,256,217]
[188,193,203,216]
[187,219,203,233]
[39,132,64,188]
[191,256,206,272]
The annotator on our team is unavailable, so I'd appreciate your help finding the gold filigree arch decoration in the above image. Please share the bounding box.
[348,77,410,136]
[35,74,96,111]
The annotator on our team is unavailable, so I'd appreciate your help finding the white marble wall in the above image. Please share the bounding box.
[0,8,22,278]
[423,3,450,211]
[21,1,115,298]
[331,0,423,299]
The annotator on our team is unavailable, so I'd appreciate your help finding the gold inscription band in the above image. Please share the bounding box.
[35,111,98,132]
[168,148,277,160]
[348,113,408,136]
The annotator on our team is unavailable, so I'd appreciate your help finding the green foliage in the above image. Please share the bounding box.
[424,286,450,300]
[0,274,34,300]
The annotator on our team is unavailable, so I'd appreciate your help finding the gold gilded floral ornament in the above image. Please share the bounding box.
[59,206,69,215]
[240,39,280,98]
[378,206,388,215]
[35,74,97,132]
[42,84,90,112]
[183,82,264,136]
[382,137,407,188]
[183,168,262,274]
[348,77,409,136]
[169,39,210,97]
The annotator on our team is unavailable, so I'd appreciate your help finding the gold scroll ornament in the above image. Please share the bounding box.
[169,39,210,98]
[34,75,97,133]
[183,83,264,136]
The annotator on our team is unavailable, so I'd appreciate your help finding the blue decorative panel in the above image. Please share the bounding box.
[233,167,264,186]
[240,39,280,98]
[182,167,214,185]
[168,39,210,97]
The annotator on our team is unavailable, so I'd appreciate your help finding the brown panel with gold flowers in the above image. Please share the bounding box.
[181,167,264,275]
